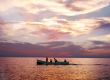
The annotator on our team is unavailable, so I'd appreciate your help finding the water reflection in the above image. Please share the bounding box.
[0,57,110,80]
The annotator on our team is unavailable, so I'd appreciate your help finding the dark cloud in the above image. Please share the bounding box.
[92,41,109,45]
[87,18,110,36]
[90,41,110,49]
[84,40,110,57]
[0,41,84,57]
[0,41,110,58]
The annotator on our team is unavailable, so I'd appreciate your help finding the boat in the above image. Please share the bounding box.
[37,60,69,65]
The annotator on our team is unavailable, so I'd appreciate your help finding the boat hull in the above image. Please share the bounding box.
[37,60,69,65]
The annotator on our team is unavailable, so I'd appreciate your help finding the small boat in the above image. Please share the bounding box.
[37,60,69,65]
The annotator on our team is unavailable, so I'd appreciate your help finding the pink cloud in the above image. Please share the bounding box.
[38,28,70,40]
[0,0,110,22]
[0,17,110,44]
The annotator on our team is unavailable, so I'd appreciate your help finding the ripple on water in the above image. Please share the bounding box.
[0,58,110,80]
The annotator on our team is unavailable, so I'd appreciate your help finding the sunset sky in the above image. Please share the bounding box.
[0,0,110,57]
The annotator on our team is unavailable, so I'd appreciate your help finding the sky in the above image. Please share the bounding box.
[0,0,110,57]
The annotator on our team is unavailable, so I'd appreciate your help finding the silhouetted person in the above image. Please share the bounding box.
[50,59,52,63]
[64,59,67,62]
[54,58,58,63]
[46,57,48,63]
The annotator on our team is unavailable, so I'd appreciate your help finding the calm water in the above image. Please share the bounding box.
[0,57,110,80]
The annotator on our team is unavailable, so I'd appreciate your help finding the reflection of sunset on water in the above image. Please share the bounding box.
[0,58,110,80]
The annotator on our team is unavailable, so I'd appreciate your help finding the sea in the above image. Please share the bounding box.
[0,57,110,80]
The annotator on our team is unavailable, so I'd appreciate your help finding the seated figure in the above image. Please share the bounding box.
[50,59,52,63]
[54,58,58,63]
[64,59,67,62]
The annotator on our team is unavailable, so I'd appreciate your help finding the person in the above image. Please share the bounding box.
[64,59,67,62]
[46,57,48,63]
[54,58,58,63]
[50,59,52,63]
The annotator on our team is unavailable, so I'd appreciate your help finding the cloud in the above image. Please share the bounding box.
[76,40,110,57]
[0,0,110,57]
[89,34,110,43]
[0,41,109,57]
[0,0,110,21]
[0,17,110,44]
[85,41,110,56]
[55,0,110,15]
[0,41,84,57]
[80,34,110,49]
[39,28,70,40]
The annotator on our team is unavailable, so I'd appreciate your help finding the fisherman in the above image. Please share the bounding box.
[46,57,48,63]
[54,58,58,63]
[64,59,67,62]
[50,59,52,63]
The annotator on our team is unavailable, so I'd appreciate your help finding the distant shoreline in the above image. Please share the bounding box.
[0,56,110,58]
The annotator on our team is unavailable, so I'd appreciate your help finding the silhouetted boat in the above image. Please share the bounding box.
[37,60,69,65]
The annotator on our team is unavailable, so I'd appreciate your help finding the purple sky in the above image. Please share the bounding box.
[0,0,110,57]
